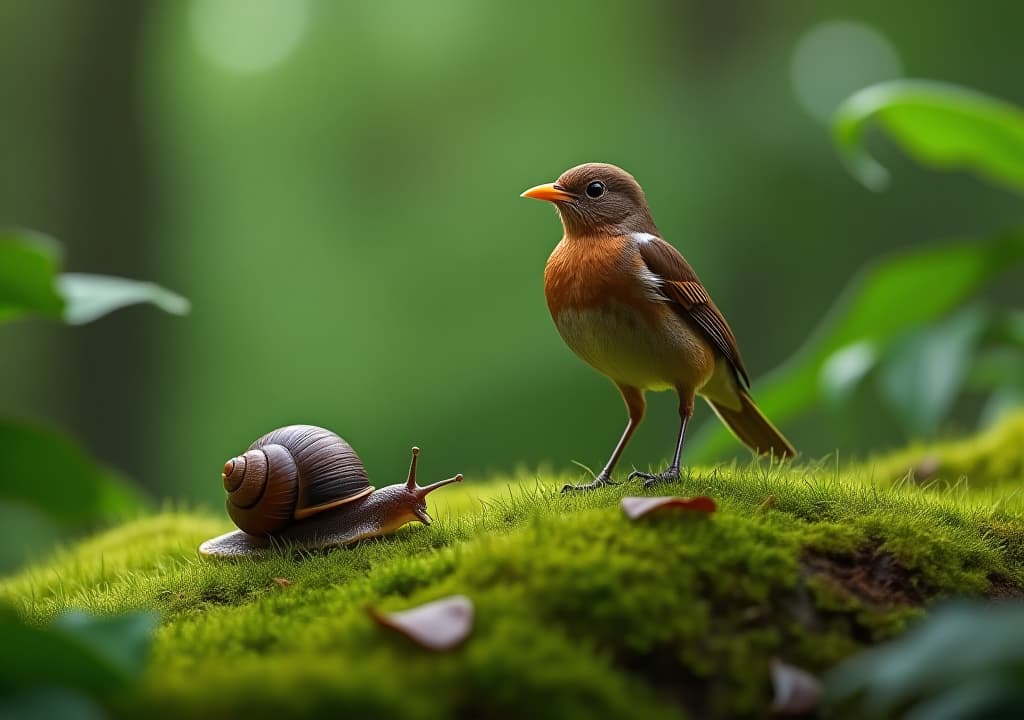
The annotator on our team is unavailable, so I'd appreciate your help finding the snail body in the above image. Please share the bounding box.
[199,425,462,559]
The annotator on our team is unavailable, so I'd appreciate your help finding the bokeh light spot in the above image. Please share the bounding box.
[190,0,309,74]
[790,20,902,124]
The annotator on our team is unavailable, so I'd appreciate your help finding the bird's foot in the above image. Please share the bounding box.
[628,466,681,489]
[561,472,619,493]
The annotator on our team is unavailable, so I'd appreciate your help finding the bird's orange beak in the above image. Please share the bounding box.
[520,182,575,203]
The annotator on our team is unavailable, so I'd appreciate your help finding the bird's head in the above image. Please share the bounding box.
[521,162,657,237]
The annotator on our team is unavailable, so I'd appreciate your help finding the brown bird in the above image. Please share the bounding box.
[522,163,795,491]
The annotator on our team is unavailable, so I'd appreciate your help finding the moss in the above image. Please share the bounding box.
[2,411,1024,719]
[864,409,1024,492]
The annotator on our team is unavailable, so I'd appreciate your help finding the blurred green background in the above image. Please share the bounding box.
[1,0,1021,510]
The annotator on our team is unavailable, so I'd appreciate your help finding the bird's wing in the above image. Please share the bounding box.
[637,236,751,388]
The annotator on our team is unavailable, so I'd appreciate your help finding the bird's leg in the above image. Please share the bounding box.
[629,393,694,488]
[561,418,638,492]
[562,385,645,492]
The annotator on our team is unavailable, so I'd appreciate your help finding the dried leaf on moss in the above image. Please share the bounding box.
[621,495,717,520]
[369,594,474,651]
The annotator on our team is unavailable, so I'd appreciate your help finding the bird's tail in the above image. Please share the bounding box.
[707,391,796,459]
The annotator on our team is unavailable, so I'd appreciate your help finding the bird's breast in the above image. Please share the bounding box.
[551,302,714,391]
[544,235,653,316]
[544,235,714,391]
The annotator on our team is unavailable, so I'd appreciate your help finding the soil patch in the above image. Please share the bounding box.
[985,573,1024,601]
[803,546,927,607]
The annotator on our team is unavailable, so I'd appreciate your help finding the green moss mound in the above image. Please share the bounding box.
[866,409,1024,491]
[3,411,1024,719]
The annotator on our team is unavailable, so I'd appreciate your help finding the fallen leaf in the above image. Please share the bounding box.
[757,495,776,513]
[770,657,823,716]
[368,594,474,651]
[621,495,716,520]
[272,577,292,588]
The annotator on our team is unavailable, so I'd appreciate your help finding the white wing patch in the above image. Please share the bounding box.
[630,233,664,301]
[630,232,658,244]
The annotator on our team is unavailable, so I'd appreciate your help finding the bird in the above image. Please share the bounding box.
[521,162,796,492]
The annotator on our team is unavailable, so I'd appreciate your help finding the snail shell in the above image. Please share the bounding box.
[201,424,463,559]
[222,425,374,535]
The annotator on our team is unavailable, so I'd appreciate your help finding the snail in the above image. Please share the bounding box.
[199,425,462,558]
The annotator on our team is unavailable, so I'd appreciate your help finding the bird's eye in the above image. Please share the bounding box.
[585,181,605,198]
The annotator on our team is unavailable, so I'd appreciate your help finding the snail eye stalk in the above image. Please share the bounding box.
[414,474,463,501]
[406,446,420,490]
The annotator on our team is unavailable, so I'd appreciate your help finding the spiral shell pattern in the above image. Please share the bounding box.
[221,425,373,536]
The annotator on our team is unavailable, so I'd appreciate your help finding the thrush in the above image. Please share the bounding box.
[522,163,796,492]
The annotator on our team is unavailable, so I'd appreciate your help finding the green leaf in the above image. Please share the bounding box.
[827,601,1024,718]
[833,80,1024,192]
[820,341,878,405]
[968,347,1024,391]
[0,608,158,697]
[688,229,1024,461]
[877,305,990,437]
[58,274,190,325]
[0,421,144,527]
[903,683,1024,720]
[0,229,65,322]
[52,612,159,681]
[0,689,106,720]
[0,229,190,325]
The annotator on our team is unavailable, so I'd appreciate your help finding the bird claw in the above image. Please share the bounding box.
[628,468,681,489]
[561,472,617,493]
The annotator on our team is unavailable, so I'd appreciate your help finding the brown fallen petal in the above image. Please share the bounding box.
[770,658,823,716]
[272,577,292,588]
[369,594,474,651]
[621,495,717,520]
